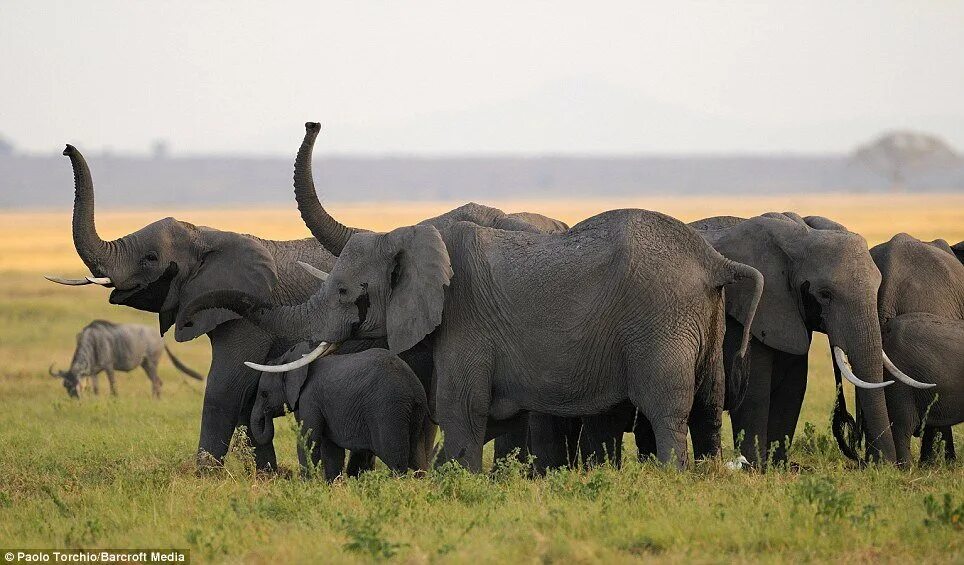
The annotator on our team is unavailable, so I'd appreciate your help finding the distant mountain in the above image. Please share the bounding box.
[1,152,962,209]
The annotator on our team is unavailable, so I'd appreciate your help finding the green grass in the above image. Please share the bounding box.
[0,271,961,563]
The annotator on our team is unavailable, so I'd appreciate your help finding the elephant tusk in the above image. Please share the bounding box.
[244,341,338,372]
[882,349,936,389]
[833,346,893,389]
[44,275,93,286]
[297,260,329,281]
[85,276,113,286]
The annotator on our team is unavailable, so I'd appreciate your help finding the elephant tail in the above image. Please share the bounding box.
[164,345,205,380]
[717,259,764,411]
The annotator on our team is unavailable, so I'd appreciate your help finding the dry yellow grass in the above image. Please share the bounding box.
[3,193,962,272]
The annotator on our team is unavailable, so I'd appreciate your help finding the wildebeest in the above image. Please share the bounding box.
[50,320,203,398]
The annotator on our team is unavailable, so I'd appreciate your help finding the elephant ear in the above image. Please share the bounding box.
[385,225,453,354]
[173,229,278,341]
[269,342,313,411]
[705,216,811,355]
[953,241,964,265]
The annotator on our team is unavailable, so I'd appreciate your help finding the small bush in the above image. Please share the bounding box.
[923,493,963,529]
[338,508,406,560]
[791,476,854,523]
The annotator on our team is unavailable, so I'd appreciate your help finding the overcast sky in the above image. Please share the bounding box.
[1,1,962,155]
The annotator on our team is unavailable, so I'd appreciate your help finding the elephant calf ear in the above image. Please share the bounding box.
[386,225,453,354]
[174,230,279,342]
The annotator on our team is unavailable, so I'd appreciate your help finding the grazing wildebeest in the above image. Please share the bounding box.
[50,320,203,398]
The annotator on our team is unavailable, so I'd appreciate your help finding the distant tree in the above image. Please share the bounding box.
[853,130,959,191]
[0,135,14,156]
[151,139,170,159]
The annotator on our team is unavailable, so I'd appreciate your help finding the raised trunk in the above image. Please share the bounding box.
[293,123,357,256]
[828,304,897,463]
[64,145,117,277]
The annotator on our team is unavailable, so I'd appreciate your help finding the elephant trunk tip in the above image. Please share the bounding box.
[305,122,321,133]
[63,144,76,156]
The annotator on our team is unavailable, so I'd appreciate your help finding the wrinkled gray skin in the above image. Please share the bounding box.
[251,347,431,482]
[689,212,898,466]
[51,144,566,471]
[50,320,203,398]
[871,233,964,464]
[188,123,764,471]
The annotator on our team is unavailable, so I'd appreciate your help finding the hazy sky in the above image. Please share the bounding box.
[2,1,962,155]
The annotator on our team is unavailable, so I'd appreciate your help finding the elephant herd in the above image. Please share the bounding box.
[46,123,963,478]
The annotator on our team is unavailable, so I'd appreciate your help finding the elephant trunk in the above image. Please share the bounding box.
[294,123,357,256]
[64,145,116,277]
[828,306,897,463]
[250,399,275,445]
[182,289,320,342]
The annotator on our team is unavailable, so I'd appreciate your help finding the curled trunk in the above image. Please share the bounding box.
[250,399,275,445]
[293,123,358,256]
[64,145,117,277]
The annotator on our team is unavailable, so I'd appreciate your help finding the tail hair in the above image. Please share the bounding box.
[164,345,205,380]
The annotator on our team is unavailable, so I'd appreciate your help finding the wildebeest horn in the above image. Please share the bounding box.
[296,261,329,281]
[244,341,338,372]
[882,349,936,389]
[44,275,94,286]
[833,346,893,389]
[49,364,62,378]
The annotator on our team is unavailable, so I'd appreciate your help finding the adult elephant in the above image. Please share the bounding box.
[186,123,764,471]
[870,233,964,464]
[46,143,565,471]
[687,212,928,466]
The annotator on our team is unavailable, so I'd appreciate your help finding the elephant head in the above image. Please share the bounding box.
[953,241,964,265]
[249,343,317,444]
[49,364,80,399]
[871,233,964,325]
[699,213,905,461]
[45,145,281,341]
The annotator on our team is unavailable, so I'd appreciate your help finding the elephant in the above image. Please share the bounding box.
[45,143,568,471]
[250,345,431,482]
[881,313,963,463]
[185,123,765,471]
[686,212,931,466]
[50,320,203,398]
[870,233,964,463]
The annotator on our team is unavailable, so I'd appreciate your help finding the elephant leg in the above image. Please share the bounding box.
[629,354,694,470]
[197,321,276,471]
[633,412,658,461]
[728,339,775,466]
[493,412,530,466]
[320,438,346,483]
[436,374,490,472]
[920,426,955,464]
[526,413,581,474]
[580,403,635,468]
[346,450,376,477]
[766,352,808,466]
[90,372,100,395]
[105,368,118,396]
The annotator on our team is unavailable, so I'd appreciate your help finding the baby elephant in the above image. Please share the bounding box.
[50,320,204,398]
[250,347,431,482]
[883,313,963,463]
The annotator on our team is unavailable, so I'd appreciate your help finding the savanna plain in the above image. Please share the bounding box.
[0,194,962,563]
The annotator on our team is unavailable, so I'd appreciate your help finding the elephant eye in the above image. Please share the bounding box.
[140,251,159,266]
[817,289,832,301]
[360,282,368,292]
[338,288,348,296]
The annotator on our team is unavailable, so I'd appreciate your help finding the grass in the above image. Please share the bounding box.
[0,195,962,563]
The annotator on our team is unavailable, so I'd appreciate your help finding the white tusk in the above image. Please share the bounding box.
[833,346,893,389]
[297,261,329,281]
[244,342,337,373]
[882,349,936,389]
[85,276,112,286]
[44,275,93,286]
